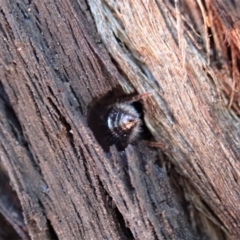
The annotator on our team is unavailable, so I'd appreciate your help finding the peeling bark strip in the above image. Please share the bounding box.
[0,0,239,240]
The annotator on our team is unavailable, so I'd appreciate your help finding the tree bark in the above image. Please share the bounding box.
[0,0,239,240]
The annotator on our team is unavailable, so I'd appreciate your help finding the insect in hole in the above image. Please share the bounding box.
[88,91,152,151]
[103,92,152,150]
[105,102,141,146]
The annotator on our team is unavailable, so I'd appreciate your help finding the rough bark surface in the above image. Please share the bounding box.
[0,0,199,240]
[88,0,240,239]
[0,0,239,240]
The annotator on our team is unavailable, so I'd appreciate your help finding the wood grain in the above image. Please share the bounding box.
[0,0,200,239]
[89,0,240,239]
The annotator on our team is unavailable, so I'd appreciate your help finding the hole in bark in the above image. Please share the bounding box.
[87,88,151,152]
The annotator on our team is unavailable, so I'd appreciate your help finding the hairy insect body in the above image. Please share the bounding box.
[87,92,150,151]
[106,103,141,146]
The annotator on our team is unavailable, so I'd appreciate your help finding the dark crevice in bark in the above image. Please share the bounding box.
[45,217,59,240]
[98,179,134,240]
[37,199,59,240]
[0,170,29,240]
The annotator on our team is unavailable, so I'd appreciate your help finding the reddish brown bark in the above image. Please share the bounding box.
[0,0,239,240]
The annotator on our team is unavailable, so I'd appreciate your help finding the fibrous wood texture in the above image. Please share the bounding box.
[0,0,239,240]
[0,0,197,239]
[88,0,240,239]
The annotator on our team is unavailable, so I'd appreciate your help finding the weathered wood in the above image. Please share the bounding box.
[0,0,201,240]
[88,0,240,239]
